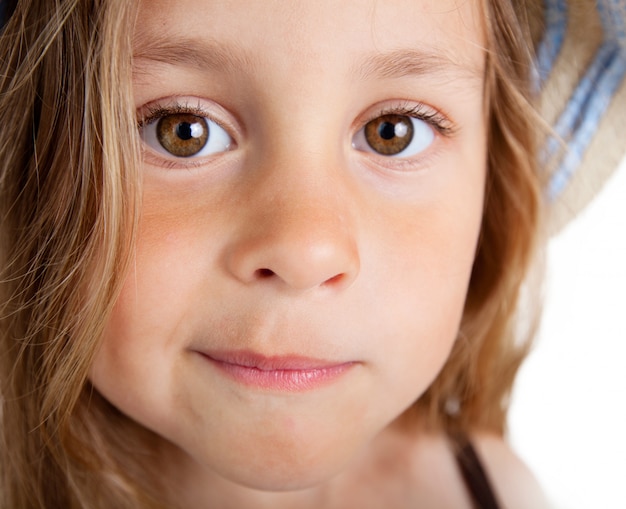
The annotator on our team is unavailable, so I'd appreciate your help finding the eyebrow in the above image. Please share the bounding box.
[132,35,483,84]
[132,36,254,75]
[352,48,484,83]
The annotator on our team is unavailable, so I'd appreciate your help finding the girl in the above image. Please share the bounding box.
[0,0,621,507]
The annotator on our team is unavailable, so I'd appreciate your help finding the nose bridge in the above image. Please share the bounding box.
[224,141,361,292]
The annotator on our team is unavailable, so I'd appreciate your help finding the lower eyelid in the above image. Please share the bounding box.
[136,98,451,169]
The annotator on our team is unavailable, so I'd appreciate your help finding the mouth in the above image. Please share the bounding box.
[196,350,356,392]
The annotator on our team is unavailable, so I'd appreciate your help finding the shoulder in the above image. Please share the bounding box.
[470,432,553,509]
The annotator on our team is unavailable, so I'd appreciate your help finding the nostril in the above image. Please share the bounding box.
[256,268,275,279]
[324,273,345,286]
[252,267,348,287]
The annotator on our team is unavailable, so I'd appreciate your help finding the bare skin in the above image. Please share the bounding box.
[90,1,551,506]
[156,424,551,509]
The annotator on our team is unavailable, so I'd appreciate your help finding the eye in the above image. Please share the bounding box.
[140,112,232,158]
[352,114,435,157]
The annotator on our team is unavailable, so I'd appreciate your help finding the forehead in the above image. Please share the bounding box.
[133,0,486,86]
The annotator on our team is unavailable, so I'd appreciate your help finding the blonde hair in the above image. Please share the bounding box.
[0,0,543,506]
[0,0,147,506]
[417,0,545,432]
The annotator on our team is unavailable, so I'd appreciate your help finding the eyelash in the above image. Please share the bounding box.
[364,102,456,137]
[135,99,456,167]
[137,103,226,132]
[137,100,236,169]
[137,100,454,134]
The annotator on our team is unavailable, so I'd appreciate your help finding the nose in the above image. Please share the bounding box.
[223,160,360,292]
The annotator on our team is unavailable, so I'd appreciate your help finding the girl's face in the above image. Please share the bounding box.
[91,0,487,492]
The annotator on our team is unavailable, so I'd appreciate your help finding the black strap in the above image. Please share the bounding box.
[451,433,502,509]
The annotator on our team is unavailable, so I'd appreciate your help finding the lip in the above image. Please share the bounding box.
[197,350,355,392]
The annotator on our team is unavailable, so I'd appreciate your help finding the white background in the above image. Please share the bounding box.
[509,156,626,509]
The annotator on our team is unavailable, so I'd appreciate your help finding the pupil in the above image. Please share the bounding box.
[176,122,193,140]
[378,122,396,140]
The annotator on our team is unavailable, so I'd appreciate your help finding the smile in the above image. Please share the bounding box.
[197,350,356,392]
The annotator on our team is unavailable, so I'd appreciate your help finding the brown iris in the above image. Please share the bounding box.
[156,113,209,157]
[364,114,414,155]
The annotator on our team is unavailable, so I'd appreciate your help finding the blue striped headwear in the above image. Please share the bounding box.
[537,0,626,231]
[0,0,623,230]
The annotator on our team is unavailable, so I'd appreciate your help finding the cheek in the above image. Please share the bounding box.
[363,171,485,396]
[89,223,202,422]
[89,134,486,490]
[104,202,224,338]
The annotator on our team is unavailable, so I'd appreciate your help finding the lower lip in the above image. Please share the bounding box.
[200,355,354,392]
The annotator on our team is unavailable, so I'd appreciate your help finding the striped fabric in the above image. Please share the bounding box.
[539,0,626,201]
[1,0,623,206]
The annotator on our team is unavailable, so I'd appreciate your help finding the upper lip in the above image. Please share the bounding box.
[199,349,349,371]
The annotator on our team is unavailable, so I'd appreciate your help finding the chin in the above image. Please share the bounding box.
[204,440,360,494]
